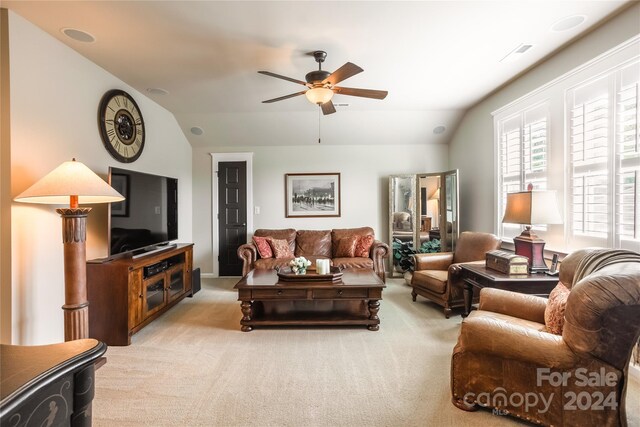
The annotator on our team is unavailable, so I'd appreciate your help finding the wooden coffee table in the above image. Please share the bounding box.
[234,268,385,332]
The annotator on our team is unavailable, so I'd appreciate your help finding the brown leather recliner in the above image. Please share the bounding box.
[410,231,501,318]
[451,248,640,426]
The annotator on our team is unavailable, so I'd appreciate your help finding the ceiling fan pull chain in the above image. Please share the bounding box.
[318,106,321,144]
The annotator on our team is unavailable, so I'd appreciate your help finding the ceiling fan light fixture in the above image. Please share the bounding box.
[259,51,385,115]
[305,87,334,105]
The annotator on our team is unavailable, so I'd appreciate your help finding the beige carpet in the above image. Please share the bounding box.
[93,278,639,427]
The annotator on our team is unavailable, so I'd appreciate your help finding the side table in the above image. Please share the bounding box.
[1,338,107,426]
[459,263,558,317]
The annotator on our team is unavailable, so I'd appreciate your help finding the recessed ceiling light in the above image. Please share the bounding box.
[146,88,169,95]
[61,28,95,43]
[190,127,204,136]
[433,126,446,135]
[550,15,586,32]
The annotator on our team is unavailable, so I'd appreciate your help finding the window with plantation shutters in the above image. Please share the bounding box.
[567,61,639,250]
[497,104,549,239]
[494,38,639,253]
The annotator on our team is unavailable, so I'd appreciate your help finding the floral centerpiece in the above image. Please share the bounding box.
[289,256,312,275]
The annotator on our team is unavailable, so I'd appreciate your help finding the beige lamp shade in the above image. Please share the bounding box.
[502,190,562,225]
[14,159,124,206]
[305,87,334,105]
[429,188,440,201]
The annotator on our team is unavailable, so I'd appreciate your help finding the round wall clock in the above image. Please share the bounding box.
[98,89,145,163]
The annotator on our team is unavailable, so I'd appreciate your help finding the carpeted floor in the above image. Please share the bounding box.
[93,278,639,426]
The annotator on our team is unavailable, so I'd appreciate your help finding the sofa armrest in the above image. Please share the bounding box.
[478,288,548,324]
[449,260,485,277]
[414,252,454,271]
[446,261,486,301]
[456,314,577,369]
[370,240,389,283]
[237,243,257,277]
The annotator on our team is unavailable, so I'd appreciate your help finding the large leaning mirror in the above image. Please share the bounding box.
[389,170,460,278]
[389,175,417,242]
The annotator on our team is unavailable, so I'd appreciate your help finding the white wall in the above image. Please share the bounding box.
[449,3,640,235]
[192,144,449,274]
[1,9,11,344]
[8,12,193,345]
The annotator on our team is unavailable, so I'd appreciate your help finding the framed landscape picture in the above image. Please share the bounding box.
[285,173,341,218]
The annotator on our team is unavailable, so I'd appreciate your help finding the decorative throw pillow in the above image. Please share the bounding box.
[253,236,273,259]
[544,281,570,335]
[267,238,294,259]
[335,236,357,258]
[354,235,374,258]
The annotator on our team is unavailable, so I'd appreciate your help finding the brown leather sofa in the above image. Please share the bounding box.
[237,227,389,282]
[410,231,501,317]
[451,248,640,426]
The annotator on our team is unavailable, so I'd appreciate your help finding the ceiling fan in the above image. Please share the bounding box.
[258,51,388,115]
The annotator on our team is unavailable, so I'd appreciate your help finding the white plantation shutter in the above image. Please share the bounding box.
[567,60,640,250]
[498,104,549,238]
[616,62,640,247]
[569,85,609,241]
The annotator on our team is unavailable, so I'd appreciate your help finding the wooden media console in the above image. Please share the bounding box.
[86,244,193,345]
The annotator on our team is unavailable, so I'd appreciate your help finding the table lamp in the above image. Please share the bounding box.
[14,159,124,341]
[501,190,562,273]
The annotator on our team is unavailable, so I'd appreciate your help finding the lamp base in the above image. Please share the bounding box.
[56,207,91,341]
[513,229,548,273]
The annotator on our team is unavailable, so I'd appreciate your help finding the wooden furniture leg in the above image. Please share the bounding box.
[443,306,452,318]
[462,281,473,318]
[240,301,253,332]
[368,300,380,331]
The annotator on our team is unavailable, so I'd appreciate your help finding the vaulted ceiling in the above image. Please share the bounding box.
[4,1,631,146]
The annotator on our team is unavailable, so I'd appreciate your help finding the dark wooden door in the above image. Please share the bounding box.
[218,161,247,276]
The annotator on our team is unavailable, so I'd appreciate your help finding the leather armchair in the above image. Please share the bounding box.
[450,248,640,426]
[410,231,501,318]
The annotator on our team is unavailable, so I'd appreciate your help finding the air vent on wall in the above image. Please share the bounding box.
[515,44,533,54]
[500,43,534,63]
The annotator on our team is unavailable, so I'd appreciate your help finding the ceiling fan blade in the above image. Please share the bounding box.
[333,86,388,100]
[322,62,363,86]
[321,100,336,115]
[258,71,308,86]
[262,91,307,103]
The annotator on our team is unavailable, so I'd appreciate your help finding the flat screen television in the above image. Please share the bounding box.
[108,167,178,257]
